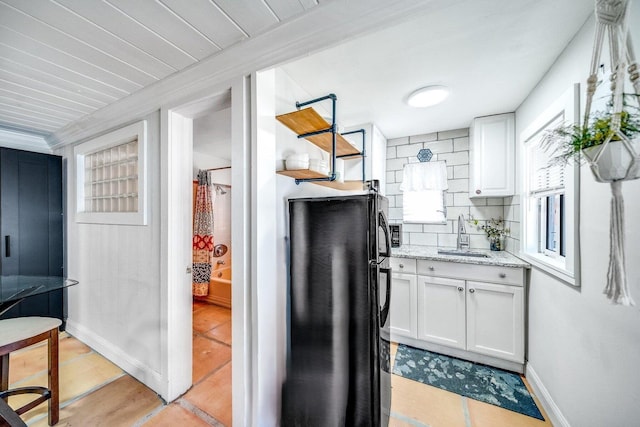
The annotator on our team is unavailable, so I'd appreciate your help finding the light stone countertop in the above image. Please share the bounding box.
[390,245,531,269]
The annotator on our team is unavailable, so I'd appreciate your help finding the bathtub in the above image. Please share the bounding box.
[202,265,231,308]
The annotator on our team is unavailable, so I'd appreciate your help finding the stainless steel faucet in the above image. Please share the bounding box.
[457,214,470,250]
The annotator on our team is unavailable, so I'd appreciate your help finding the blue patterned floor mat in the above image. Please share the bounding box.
[392,344,544,420]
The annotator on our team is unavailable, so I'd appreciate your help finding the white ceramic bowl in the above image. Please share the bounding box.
[285,158,310,170]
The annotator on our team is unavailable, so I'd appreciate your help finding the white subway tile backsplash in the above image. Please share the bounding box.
[386,171,396,184]
[453,165,469,179]
[402,223,423,233]
[409,132,438,143]
[386,126,511,250]
[438,128,468,139]
[423,222,452,233]
[389,207,402,221]
[425,139,454,153]
[396,143,424,159]
[445,192,454,206]
[505,203,520,222]
[438,234,457,248]
[487,197,506,206]
[447,166,454,180]
[410,232,438,246]
[387,182,401,195]
[470,234,491,249]
[388,137,409,146]
[469,205,505,221]
[447,178,469,193]
[453,193,472,206]
[445,206,470,219]
[438,151,469,166]
[453,137,470,152]
[387,158,408,171]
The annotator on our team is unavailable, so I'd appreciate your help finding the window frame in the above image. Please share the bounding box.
[74,120,148,225]
[520,85,581,286]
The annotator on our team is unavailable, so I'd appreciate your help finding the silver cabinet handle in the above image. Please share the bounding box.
[457,286,464,292]
[399,263,404,269]
[186,267,192,274]
[469,288,475,293]
[499,273,506,278]
[429,266,434,271]
[476,189,482,195]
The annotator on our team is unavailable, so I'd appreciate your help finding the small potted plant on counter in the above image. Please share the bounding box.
[540,97,640,182]
[468,216,510,251]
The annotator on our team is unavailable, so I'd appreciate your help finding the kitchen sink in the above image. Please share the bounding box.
[437,249,489,258]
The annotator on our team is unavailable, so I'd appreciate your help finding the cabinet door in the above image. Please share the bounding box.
[0,148,63,321]
[469,113,515,197]
[417,275,466,349]
[390,272,417,339]
[466,281,524,363]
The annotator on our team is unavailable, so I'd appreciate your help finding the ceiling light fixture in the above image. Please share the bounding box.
[407,85,450,108]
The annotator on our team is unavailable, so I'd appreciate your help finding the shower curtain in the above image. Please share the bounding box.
[193,170,214,296]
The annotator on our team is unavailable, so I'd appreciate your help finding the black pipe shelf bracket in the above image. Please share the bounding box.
[275,94,367,190]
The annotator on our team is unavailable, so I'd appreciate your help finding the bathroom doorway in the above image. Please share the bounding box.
[189,98,233,425]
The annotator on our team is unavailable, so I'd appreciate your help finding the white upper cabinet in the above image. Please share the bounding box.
[469,113,515,198]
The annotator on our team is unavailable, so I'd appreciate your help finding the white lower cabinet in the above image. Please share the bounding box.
[390,272,417,339]
[416,276,466,349]
[465,280,524,363]
[390,257,526,371]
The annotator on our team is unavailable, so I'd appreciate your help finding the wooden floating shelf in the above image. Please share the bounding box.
[277,169,328,180]
[277,170,364,191]
[276,108,361,157]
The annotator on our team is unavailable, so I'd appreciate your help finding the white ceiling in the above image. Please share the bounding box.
[280,0,594,139]
[0,0,594,143]
[0,0,317,138]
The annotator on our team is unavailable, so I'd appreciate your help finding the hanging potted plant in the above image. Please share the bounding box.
[541,97,640,182]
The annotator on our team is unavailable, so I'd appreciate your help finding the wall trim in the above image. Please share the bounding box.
[65,319,164,397]
[526,363,571,427]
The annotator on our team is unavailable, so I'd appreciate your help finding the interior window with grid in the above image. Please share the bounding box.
[75,120,147,225]
[83,140,138,213]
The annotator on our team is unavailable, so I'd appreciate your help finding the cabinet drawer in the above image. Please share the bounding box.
[391,257,416,274]
[417,260,524,286]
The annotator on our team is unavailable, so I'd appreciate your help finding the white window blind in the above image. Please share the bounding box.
[528,116,565,195]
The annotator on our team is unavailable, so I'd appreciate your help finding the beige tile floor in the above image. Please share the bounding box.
[4,308,552,426]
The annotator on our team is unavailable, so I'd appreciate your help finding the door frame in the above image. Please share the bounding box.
[161,75,252,426]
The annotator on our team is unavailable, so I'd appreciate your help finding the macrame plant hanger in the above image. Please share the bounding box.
[585,0,640,305]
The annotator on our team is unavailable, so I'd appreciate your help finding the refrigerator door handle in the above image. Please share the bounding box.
[379,267,392,327]
[378,210,392,258]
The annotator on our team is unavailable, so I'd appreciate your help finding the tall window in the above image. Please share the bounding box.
[521,85,580,286]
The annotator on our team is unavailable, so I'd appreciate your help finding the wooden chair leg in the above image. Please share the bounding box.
[0,354,8,402]
[47,329,59,426]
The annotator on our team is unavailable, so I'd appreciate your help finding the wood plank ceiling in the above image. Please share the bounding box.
[0,0,319,138]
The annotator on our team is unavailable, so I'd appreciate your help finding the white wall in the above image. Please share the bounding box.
[515,5,640,426]
[59,111,164,392]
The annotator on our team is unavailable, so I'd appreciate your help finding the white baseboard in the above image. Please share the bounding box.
[526,364,571,427]
[65,319,165,399]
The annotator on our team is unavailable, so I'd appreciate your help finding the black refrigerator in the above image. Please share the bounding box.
[281,184,392,427]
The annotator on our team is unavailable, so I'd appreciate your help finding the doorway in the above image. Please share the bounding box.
[190,104,233,425]
[164,82,250,425]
